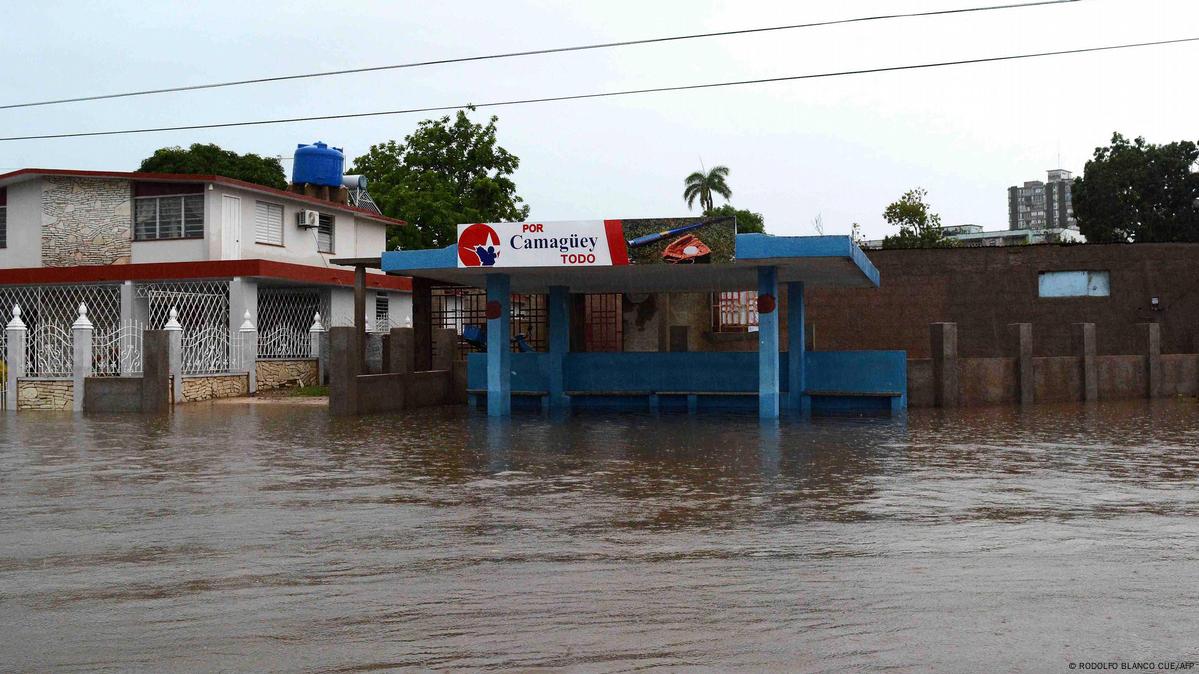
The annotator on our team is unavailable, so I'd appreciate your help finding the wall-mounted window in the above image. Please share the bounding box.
[317,213,334,253]
[1038,271,1110,297]
[712,290,759,332]
[0,186,7,248]
[375,292,389,329]
[254,201,284,246]
[133,182,204,241]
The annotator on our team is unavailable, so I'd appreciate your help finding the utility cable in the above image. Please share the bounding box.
[0,0,1081,111]
[1,35,1192,143]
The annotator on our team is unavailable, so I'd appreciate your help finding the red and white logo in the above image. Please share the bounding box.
[458,223,501,266]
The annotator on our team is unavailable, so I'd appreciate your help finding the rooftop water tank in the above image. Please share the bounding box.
[292,141,344,187]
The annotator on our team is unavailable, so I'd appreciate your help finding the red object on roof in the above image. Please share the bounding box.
[0,259,412,292]
[0,168,407,228]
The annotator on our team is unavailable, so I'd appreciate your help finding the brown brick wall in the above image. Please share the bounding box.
[807,243,1199,358]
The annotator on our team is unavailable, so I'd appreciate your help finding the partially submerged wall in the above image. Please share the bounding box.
[256,359,319,390]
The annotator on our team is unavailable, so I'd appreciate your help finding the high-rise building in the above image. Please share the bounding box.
[1008,169,1076,231]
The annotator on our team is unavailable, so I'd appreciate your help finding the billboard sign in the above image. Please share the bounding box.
[456,216,735,268]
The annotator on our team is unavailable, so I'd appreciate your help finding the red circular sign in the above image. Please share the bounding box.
[757,294,776,314]
[485,300,503,320]
[458,223,501,267]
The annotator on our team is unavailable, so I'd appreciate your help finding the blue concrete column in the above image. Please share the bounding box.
[548,286,570,409]
[786,281,809,415]
[758,266,780,419]
[486,273,511,417]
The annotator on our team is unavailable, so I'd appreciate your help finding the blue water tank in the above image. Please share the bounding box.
[291,141,344,187]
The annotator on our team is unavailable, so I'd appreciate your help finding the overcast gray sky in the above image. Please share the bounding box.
[1,0,1195,239]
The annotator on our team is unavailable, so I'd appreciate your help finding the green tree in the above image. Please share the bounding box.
[683,165,732,212]
[880,188,956,249]
[1073,132,1199,243]
[138,143,286,189]
[350,108,530,250]
[704,203,764,233]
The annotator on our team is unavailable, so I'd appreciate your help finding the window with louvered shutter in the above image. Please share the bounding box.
[317,213,334,253]
[255,201,283,245]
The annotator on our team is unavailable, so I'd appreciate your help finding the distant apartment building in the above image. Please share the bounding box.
[1008,169,1076,231]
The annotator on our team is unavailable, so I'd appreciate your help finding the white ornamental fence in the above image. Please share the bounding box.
[26,322,73,378]
[92,321,144,377]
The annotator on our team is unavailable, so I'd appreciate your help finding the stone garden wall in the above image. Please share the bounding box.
[42,177,132,267]
[181,374,249,402]
[256,359,319,390]
[17,379,73,410]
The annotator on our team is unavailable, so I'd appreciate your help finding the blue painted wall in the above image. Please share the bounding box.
[467,350,906,412]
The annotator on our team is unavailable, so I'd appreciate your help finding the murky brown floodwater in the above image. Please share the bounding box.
[2,400,1198,672]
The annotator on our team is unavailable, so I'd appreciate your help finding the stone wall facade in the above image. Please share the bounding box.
[181,374,248,402]
[16,379,73,410]
[256,359,319,390]
[41,177,133,267]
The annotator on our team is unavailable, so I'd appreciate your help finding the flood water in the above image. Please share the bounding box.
[2,400,1198,672]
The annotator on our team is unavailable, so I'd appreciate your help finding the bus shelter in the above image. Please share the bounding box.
[377,219,906,419]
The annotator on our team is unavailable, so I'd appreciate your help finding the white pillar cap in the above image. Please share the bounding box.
[72,302,93,329]
[164,306,182,331]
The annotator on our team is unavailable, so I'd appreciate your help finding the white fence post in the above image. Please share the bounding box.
[71,302,93,412]
[6,304,27,410]
[310,312,325,385]
[240,310,258,394]
[165,307,183,405]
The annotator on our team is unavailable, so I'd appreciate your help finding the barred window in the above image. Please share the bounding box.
[0,205,6,249]
[712,291,758,332]
[375,292,389,329]
[317,213,334,253]
[255,201,284,245]
[135,194,204,240]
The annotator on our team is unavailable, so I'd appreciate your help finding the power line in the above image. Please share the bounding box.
[1,36,1193,143]
[0,0,1081,111]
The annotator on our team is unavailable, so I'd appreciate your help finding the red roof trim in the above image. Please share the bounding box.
[0,259,412,292]
[0,168,407,228]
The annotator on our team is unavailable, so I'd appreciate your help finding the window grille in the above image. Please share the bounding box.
[375,292,389,330]
[432,286,547,352]
[0,285,121,378]
[583,294,623,352]
[712,291,759,332]
[258,287,322,359]
[317,214,334,253]
[139,281,231,373]
[255,201,284,245]
[134,194,204,240]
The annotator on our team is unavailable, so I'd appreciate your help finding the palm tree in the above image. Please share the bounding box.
[683,165,732,212]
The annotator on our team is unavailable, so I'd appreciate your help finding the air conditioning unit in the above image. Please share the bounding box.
[296,210,320,229]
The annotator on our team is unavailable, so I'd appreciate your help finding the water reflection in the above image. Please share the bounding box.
[1,399,1197,671]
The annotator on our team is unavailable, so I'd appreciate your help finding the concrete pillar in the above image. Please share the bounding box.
[388,327,414,374]
[548,285,570,409]
[486,273,511,417]
[930,322,959,408]
[141,330,170,413]
[71,303,93,412]
[165,307,183,406]
[328,326,360,416]
[1009,323,1033,405]
[1075,323,1098,402]
[786,281,808,414]
[432,328,457,371]
[353,266,367,373]
[757,266,780,419]
[310,312,326,383]
[6,304,27,410]
[238,310,257,394]
[1141,322,1162,398]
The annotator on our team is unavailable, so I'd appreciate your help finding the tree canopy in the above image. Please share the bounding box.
[138,143,287,190]
[350,108,530,250]
[683,165,732,212]
[1073,133,1199,243]
[704,203,764,234]
[880,188,956,249]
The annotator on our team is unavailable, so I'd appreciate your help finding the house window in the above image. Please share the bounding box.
[317,213,334,253]
[254,201,284,245]
[1038,271,1110,297]
[133,183,205,241]
[712,291,759,332]
[0,187,6,249]
[375,292,389,329]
